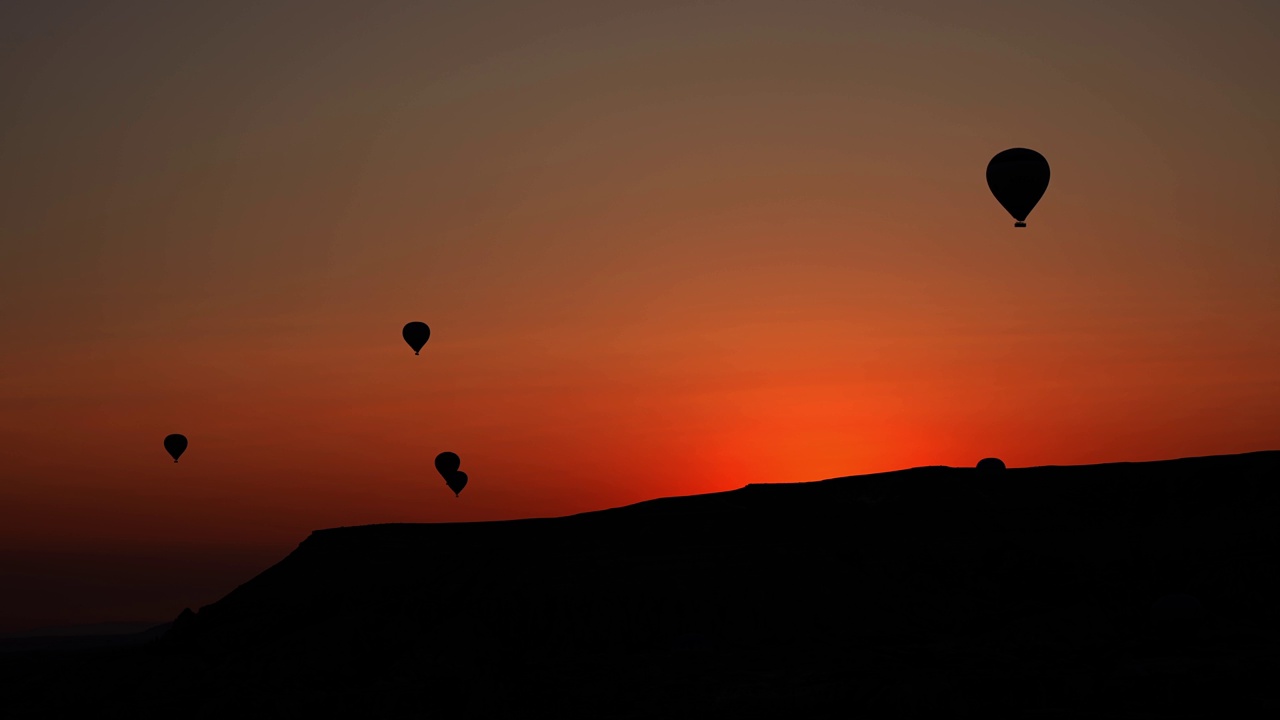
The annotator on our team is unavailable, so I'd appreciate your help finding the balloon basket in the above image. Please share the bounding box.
[1014,222,1026,227]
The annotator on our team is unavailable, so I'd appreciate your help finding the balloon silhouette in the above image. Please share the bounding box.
[434,451,461,476]
[435,452,467,497]
[445,470,468,498]
[402,322,431,355]
[986,148,1050,227]
[164,434,188,463]
[976,457,1006,473]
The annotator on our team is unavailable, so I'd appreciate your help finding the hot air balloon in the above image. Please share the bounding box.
[986,148,1050,227]
[434,451,460,477]
[976,457,1006,473]
[445,470,468,498]
[164,434,188,463]
[402,322,431,355]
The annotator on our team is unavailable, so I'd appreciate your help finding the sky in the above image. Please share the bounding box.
[1,0,1278,632]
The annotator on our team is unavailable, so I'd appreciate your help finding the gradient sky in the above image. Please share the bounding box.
[2,0,1278,631]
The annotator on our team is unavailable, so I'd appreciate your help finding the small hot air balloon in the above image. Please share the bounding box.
[434,451,460,477]
[976,457,1006,473]
[986,148,1050,227]
[164,434,188,463]
[402,322,430,355]
[445,470,468,498]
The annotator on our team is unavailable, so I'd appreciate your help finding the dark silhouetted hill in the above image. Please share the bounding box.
[3,451,1279,718]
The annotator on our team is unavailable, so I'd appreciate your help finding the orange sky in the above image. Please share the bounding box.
[2,0,1278,631]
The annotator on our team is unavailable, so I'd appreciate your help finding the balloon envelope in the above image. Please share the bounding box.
[435,451,461,477]
[986,148,1050,227]
[164,434,188,463]
[402,322,431,355]
[445,470,468,497]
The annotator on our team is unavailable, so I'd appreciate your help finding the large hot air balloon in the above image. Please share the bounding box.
[986,148,1050,227]
[164,434,188,463]
[402,322,430,355]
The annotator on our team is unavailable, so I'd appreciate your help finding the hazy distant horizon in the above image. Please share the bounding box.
[0,621,167,640]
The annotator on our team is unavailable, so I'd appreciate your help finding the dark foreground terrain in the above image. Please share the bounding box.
[4,452,1279,718]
